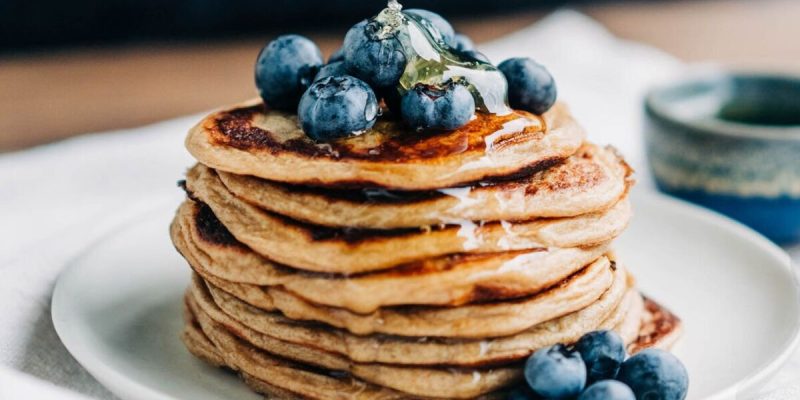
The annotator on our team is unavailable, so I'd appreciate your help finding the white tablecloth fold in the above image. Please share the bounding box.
[1,10,797,400]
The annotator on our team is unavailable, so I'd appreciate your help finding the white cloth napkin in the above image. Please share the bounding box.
[0,115,196,398]
[0,9,797,399]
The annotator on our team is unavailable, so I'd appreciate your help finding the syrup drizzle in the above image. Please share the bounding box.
[373,1,512,115]
[324,2,541,323]
[452,116,542,174]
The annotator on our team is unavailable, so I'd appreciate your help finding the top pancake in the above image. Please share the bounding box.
[186,99,585,190]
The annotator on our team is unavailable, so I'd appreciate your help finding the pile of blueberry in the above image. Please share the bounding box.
[254,8,558,141]
[511,330,688,400]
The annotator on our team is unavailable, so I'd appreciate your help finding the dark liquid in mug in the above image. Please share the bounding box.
[717,101,800,126]
[715,76,800,127]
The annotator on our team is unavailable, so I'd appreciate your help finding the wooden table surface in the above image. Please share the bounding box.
[1,0,799,152]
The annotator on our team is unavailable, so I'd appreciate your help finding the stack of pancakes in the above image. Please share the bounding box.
[172,100,682,399]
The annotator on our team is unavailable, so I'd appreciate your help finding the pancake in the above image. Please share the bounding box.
[185,99,585,190]
[216,143,633,229]
[618,291,645,348]
[188,271,633,367]
[185,298,513,400]
[184,167,631,273]
[182,299,227,368]
[193,257,618,339]
[184,305,371,400]
[182,291,679,400]
[189,293,521,399]
[183,295,442,400]
[629,297,684,353]
[173,201,610,311]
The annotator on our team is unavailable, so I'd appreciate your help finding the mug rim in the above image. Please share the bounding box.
[645,70,800,141]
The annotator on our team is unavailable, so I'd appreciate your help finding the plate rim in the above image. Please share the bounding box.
[51,205,190,400]
[51,191,800,400]
[632,192,800,399]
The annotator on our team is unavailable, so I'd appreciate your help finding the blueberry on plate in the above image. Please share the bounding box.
[617,349,689,400]
[578,380,636,400]
[400,81,475,131]
[405,9,456,47]
[575,330,627,383]
[452,33,475,52]
[524,344,586,399]
[314,61,349,82]
[343,19,407,88]
[255,34,323,111]
[497,57,557,115]
[297,75,378,141]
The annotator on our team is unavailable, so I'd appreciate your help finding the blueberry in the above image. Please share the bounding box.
[255,34,323,111]
[578,380,636,400]
[343,19,407,88]
[405,9,456,47]
[524,344,586,399]
[497,57,557,115]
[314,61,349,82]
[575,330,627,383]
[617,349,689,400]
[453,33,475,52]
[328,47,345,63]
[400,82,475,131]
[297,75,378,141]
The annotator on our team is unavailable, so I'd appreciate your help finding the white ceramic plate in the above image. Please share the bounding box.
[52,191,800,400]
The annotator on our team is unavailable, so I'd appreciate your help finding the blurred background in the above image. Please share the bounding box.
[1,0,799,152]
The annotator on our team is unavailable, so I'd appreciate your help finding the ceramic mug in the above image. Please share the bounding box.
[645,72,800,243]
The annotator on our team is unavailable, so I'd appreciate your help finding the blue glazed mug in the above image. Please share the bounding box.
[644,72,800,244]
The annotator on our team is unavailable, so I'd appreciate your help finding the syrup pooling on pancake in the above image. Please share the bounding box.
[209,104,544,162]
[450,111,543,175]
[371,2,511,114]
[186,99,578,189]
